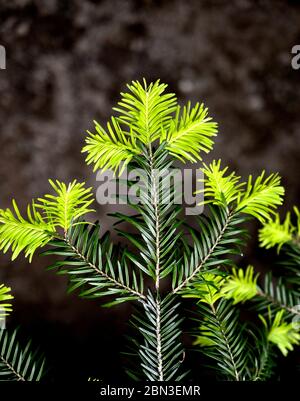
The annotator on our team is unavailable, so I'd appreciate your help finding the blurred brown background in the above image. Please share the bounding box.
[0,0,300,381]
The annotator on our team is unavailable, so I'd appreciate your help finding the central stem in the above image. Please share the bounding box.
[148,143,163,381]
[149,147,161,290]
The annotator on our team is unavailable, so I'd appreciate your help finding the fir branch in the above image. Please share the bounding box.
[172,206,245,294]
[0,79,290,381]
[223,266,300,317]
[46,221,145,306]
[195,299,249,381]
[0,329,45,381]
[254,273,300,318]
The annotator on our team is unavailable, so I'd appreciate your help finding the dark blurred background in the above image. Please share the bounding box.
[0,0,300,381]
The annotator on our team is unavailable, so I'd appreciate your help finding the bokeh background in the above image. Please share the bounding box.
[0,0,300,381]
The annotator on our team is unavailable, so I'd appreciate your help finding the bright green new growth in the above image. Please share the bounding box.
[182,273,226,305]
[193,264,300,379]
[220,264,300,318]
[260,310,300,356]
[259,213,293,251]
[0,79,294,381]
[83,79,218,172]
[162,101,217,162]
[83,118,141,173]
[198,159,245,206]
[0,284,13,321]
[35,179,95,231]
[0,179,94,261]
[114,80,178,144]
[235,172,284,223]
[198,160,284,223]
[0,200,55,261]
[259,207,300,252]
[222,266,259,304]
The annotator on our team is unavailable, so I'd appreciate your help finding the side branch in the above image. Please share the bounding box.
[173,209,234,294]
[64,235,146,300]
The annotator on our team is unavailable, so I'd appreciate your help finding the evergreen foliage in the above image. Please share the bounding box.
[0,79,298,381]
[0,284,45,381]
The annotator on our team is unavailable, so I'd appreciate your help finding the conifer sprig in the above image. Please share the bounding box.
[0,79,291,381]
